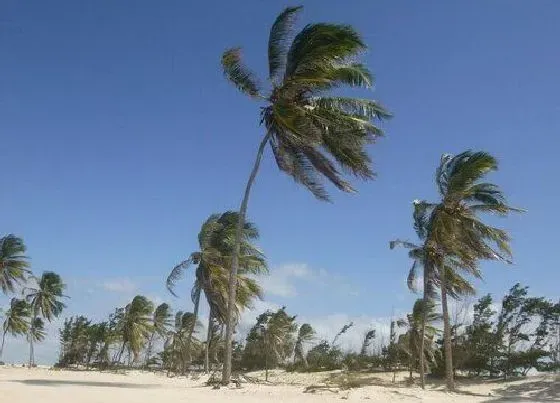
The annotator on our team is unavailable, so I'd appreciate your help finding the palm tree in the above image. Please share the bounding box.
[28,317,46,354]
[144,303,172,367]
[1,298,31,359]
[115,295,154,365]
[294,323,315,368]
[166,211,267,371]
[220,5,390,383]
[164,311,200,374]
[25,271,66,366]
[0,235,31,295]
[414,151,521,389]
[391,197,482,388]
[397,299,440,383]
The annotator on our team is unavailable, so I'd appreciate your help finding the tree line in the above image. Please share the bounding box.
[0,235,67,366]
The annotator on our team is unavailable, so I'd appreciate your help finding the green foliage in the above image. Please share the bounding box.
[221,6,390,202]
[306,340,343,371]
[242,307,297,370]
[0,235,31,295]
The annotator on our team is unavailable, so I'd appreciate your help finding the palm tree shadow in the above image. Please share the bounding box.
[482,377,560,402]
[10,379,161,389]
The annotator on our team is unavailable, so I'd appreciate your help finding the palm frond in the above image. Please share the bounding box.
[268,6,303,83]
[166,256,193,297]
[221,47,261,98]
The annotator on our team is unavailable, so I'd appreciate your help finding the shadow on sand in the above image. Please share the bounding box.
[481,377,560,402]
[8,379,161,389]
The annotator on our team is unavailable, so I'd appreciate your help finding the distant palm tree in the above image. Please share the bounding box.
[25,271,66,366]
[397,299,440,383]
[144,303,172,367]
[28,317,46,349]
[414,151,521,389]
[294,323,315,368]
[164,311,200,374]
[220,5,390,383]
[1,298,31,359]
[166,212,267,371]
[0,235,31,295]
[115,295,154,365]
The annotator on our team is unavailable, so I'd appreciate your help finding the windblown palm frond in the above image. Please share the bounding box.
[0,235,31,295]
[26,271,66,322]
[222,7,390,202]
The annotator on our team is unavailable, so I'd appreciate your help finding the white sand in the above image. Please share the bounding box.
[0,366,557,402]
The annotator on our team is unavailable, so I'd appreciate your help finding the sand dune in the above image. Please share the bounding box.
[0,366,558,402]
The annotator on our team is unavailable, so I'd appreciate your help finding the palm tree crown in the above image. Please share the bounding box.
[26,271,66,321]
[0,235,31,294]
[222,6,390,201]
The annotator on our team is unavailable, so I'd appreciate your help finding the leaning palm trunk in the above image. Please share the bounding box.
[440,264,454,390]
[28,314,36,368]
[223,132,271,384]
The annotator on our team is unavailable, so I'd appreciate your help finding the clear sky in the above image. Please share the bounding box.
[1,1,559,363]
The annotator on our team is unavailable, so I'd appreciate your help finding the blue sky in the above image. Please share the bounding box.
[1,1,559,363]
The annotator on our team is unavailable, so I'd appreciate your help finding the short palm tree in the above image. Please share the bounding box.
[115,295,154,364]
[220,5,390,383]
[166,211,267,371]
[416,151,521,389]
[28,317,46,347]
[25,271,66,366]
[164,311,201,374]
[294,323,315,368]
[0,235,31,295]
[1,298,31,359]
[397,299,440,383]
[144,303,172,366]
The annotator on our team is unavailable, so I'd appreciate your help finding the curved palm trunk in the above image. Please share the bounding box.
[204,314,213,373]
[440,265,454,390]
[28,312,37,368]
[222,132,271,385]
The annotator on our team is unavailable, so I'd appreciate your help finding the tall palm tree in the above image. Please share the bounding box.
[220,6,390,383]
[115,295,154,365]
[397,299,440,383]
[414,151,520,389]
[0,235,31,295]
[25,271,66,366]
[294,323,315,368]
[166,211,267,371]
[28,317,46,353]
[391,201,476,388]
[1,298,31,359]
[144,303,172,367]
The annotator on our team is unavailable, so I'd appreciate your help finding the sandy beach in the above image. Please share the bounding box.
[0,366,557,402]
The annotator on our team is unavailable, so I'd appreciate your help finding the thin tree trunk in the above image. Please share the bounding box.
[440,266,454,390]
[144,332,155,369]
[205,314,212,373]
[185,288,201,368]
[419,268,429,389]
[116,341,126,364]
[222,132,271,385]
[28,313,37,368]
[0,330,7,359]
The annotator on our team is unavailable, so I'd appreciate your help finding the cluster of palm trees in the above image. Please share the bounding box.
[0,234,66,366]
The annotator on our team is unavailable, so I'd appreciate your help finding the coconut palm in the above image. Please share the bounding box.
[391,198,482,388]
[220,5,390,383]
[397,299,440,383]
[164,311,201,374]
[294,323,315,368]
[0,235,31,295]
[1,298,31,359]
[115,295,154,364]
[414,151,521,389]
[25,271,66,366]
[28,317,46,345]
[166,212,267,371]
[144,303,172,367]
